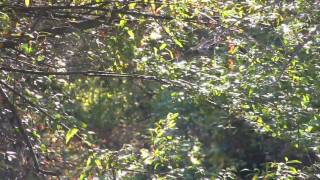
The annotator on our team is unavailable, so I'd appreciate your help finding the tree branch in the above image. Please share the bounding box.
[0,86,61,176]
[0,80,88,146]
[0,66,225,109]
[0,66,194,88]
[8,5,181,21]
[38,15,108,36]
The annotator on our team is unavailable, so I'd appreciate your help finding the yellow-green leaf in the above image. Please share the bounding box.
[128,2,136,10]
[174,39,183,47]
[119,19,127,28]
[127,30,135,39]
[95,159,103,169]
[86,156,92,167]
[66,128,79,144]
[25,0,30,7]
[159,43,167,50]
[286,160,302,164]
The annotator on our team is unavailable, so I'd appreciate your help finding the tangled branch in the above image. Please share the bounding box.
[0,87,61,176]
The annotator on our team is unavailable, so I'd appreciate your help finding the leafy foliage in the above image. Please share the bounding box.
[0,0,319,179]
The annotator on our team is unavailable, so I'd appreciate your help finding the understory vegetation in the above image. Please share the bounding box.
[0,0,319,179]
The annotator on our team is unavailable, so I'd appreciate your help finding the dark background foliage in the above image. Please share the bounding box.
[0,0,319,179]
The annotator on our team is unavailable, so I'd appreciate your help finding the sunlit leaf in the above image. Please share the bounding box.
[119,19,127,28]
[174,39,183,47]
[127,30,135,39]
[95,159,103,169]
[159,43,167,50]
[65,128,79,144]
[25,0,30,7]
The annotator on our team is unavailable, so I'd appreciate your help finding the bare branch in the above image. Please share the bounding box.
[0,85,61,176]
[0,66,190,88]
[0,80,88,146]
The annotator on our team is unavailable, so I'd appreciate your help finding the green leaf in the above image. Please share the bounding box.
[288,166,298,174]
[127,30,135,39]
[151,2,156,12]
[21,43,33,54]
[32,131,40,139]
[95,159,103,169]
[37,55,45,62]
[128,2,136,10]
[286,160,302,164]
[174,39,183,47]
[119,19,127,28]
[86,156,92,167]
[65,128,79,144]
[159,43,167,50]
[79,174,86,180]
[25,0,30,7]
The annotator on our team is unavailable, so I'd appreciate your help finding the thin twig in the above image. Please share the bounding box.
[278,25,319,80]
[8,5,189,21]
[0,66,191,88]
[0,80,90,147]
[0,87,61,176]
